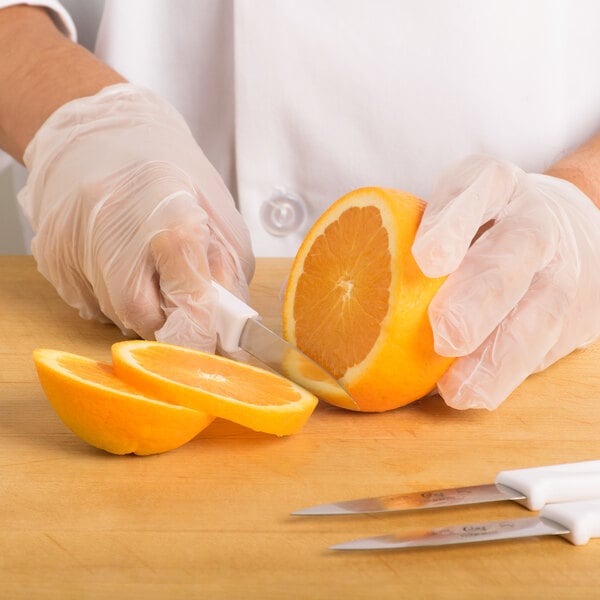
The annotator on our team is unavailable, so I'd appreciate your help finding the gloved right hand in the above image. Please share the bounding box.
[412,155,600,410]
[19,83,255,351]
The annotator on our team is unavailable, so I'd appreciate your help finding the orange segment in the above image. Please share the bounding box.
[111,340,318,436]
[280,348,355,410]
[33,349,214,455]
[283,187,454,412]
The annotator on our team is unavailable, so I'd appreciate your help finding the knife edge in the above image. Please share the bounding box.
[292,483,526,516]
[240,317,358,410]
[329,516,570,551]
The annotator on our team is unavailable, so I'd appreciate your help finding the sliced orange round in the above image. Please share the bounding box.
[111,340,318,436]
[33,349,214,455]
[282,187,454,412]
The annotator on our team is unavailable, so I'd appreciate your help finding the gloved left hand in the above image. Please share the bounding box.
[412,155,600,410]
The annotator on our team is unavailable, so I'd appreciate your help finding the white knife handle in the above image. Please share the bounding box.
[211,281,258,353]
[540,499,600,545]
[495,460,600,510]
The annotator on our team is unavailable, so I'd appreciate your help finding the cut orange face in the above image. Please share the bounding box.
[282,187,454,412]
[33,349,214,455]
[111,340,318,436]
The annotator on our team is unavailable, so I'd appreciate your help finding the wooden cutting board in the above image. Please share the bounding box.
[1,255,599,599]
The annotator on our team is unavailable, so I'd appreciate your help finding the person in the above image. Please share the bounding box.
[0,1,599,411]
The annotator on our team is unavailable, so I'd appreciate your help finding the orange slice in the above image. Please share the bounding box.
[33,349,214,455]
[282,187,454,412]
[111,340,318,436]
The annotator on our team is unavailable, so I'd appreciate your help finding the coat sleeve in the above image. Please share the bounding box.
[0,0,76,40]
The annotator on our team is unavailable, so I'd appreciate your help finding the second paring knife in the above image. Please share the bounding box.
[292,460,600,515]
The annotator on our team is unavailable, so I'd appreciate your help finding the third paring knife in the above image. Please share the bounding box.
[292,460,600,515]
[331,499,600,550]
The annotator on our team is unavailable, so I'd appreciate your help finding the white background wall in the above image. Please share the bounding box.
[0,163,30,254]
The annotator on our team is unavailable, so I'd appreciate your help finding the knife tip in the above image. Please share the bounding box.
[291,504,349,516]
[329,543,350,551]
[291,507,328,516]
[329,540,370,551]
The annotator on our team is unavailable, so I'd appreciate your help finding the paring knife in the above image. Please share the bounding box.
[211,281,357,410]
[292,460,600,515]
[331,499,600,550]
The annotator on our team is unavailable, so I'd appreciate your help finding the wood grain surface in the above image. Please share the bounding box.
[1,256,599,599]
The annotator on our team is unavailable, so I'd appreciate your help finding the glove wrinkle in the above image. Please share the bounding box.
[412,155,524,278]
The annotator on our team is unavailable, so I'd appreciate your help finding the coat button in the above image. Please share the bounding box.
[259,192,306,236]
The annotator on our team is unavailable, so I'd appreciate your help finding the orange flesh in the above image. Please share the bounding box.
[292,206,391,378]
[59,356,139,392]
[126,345,302,406]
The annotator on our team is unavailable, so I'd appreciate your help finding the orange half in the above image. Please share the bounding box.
[283,187,454,412]
[33,349,214,455]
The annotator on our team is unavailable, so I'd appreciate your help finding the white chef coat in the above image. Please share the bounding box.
[2,0,600,256]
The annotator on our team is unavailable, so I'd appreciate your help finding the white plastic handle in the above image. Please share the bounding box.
[211,281,258,353]
[495,460,600,510]
[540,499,600,545]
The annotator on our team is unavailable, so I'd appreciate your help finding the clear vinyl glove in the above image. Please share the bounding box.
[18,83,254,351]
[412,155,600,410]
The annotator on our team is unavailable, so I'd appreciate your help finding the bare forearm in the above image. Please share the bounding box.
[0,5,125,163]
[546,133,600,209]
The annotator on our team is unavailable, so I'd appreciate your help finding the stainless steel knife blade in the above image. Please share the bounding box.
[330,516,570,551]
[212,280,357,410]
[331,498,600,550]
[239,317,357,410]
[293,460,600,515]
[292,483,525,516]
